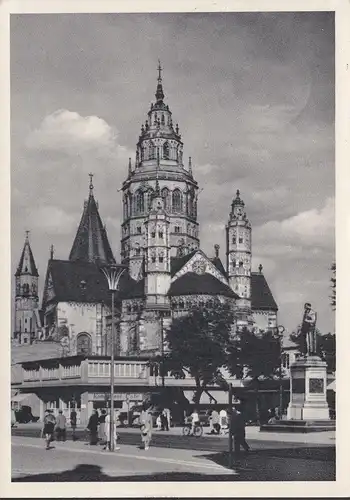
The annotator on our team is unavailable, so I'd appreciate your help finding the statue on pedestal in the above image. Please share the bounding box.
[300,302,318,356]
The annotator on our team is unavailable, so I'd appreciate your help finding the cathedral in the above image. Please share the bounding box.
[13,64,278,360]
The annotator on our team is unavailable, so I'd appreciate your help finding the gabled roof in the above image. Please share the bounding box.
[69,183,115,265]
[120,275,145,300]
[251,272,278,311]
[170,251,197,276]
[15,233,39,277]
[209,257,227,278]
[168,272,238,298]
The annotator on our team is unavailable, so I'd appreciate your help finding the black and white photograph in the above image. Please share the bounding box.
[2,1,349,496]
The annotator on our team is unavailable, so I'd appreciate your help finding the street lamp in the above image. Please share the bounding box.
[274,325,285,418]
[100,264,126,452]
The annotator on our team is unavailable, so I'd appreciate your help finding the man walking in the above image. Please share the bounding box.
[231,407,250,454]
[55,410,67,442]
[41,409,56,450]
[70,408,77,441]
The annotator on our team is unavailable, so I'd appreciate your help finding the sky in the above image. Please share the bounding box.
[10,12,335,335]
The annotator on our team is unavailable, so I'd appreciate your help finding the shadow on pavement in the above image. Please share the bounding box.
[12,463,238,482]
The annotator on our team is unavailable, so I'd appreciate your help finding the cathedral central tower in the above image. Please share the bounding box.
[121,63,200,280]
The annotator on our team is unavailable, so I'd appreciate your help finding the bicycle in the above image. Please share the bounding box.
[182,422,203,437]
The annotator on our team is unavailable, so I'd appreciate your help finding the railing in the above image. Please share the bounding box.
[87,361,148,379]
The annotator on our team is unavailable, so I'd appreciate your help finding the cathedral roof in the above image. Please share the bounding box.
[168,272,238,298]
[15,232,39,277]
[251,272,278,311]
[120,276,145,299]
[209,257,228,278]
[170,251,197,276]
[69,177,116,265]
[44,259,112,304]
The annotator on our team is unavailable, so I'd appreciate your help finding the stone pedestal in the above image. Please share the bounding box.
[287,355,329,421]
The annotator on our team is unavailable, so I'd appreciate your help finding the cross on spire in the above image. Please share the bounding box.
[157,59,162,82]
[25,230,30,240]
[89,173,94,191]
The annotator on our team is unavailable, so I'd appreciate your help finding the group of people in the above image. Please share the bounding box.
[155,408,171,431]
[41,404,154,452]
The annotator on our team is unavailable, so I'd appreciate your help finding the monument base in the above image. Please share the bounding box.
[260,419,335,433]
[287,355,330,421]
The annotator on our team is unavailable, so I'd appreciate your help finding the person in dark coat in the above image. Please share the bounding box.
[70,408,77,441]
[231,407,250,454]
[86,409,99,445]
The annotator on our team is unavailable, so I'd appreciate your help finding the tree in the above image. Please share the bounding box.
[226,328,282,423]
[163,300,235,405]
[330,262,336,310]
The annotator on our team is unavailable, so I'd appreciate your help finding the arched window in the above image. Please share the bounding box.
[135,190,144,214]
[77,333,92,355]
[147,189,154,210]
[123,194,128,219]
[163,141,170,159]
[149,142,156,160]
[161,187,169,210]
[161,114,165,125]
[172,189,182,213]
[23,283,29,295]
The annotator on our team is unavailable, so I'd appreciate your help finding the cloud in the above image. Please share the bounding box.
[25,110,129,160]
[27,205,77,235]
[254,197,334,251]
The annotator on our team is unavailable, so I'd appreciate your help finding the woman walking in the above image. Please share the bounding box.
[41,409,56,450]
[140,404,153,451]
[86,409,99,445]
[98,409,107,445]
[104,410,120,451]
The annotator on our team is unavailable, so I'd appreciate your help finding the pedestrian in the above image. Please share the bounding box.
[70,408,77,441]
[219,408,228,434]
[162,409,169,431]
[86,409,99,445]
[41,409,56,450]
[165,407,171,430]
[104,410,120,451]
[55,410,67,442]
[190,408,199,435]
[231,407,250,454]
[140,403,153,450]
[11,408,17,428]
[211,409,220,434]
[98,409,107,444]
[156,413,162,431]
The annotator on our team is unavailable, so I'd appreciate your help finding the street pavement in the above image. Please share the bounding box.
[11,425,335,481]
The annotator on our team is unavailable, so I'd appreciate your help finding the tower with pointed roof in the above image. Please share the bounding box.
[121,62,199,280]
[14,231,40,345]
[69,174,116,265]
[226,190,252,312]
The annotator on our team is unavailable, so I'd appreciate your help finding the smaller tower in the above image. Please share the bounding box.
[14,231,39,345]
[144,185,171,308]
[226,190,252,308]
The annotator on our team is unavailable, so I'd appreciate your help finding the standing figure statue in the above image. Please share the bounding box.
[300,302,318,356]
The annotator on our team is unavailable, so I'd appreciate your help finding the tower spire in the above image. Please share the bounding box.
[89,173,94,193]
[155,60,165,103]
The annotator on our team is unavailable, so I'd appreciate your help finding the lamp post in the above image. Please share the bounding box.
[101,264,126,452]
[276,325,285,418]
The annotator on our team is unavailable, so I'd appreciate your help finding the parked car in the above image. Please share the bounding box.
[14,405,40,423]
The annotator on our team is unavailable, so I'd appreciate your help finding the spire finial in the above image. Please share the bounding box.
[236,189,240,199]
[25,230,30,241]
[157,59,162,82]
[259,264,263,274]
[89,173,94,192]
[155,60,165,103]
[214,244,220,258]
[128,158,132,176]
[50,244,54,260]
